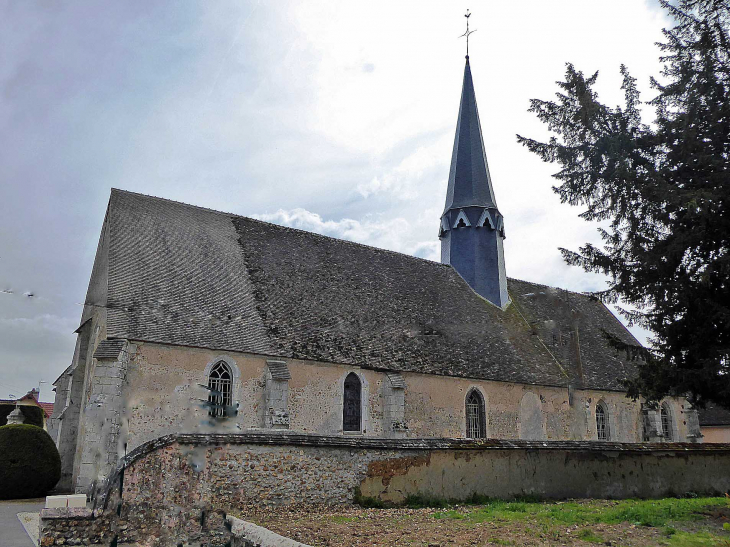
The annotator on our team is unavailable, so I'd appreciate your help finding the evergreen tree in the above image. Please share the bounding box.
[517,0,730,409]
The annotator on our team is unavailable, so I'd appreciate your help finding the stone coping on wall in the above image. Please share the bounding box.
[96,431,730,510]
[41,508,94,520]
[123,431,730,455]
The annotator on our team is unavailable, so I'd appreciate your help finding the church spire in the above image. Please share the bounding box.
[442,57,498,214]
[439,49,509,308]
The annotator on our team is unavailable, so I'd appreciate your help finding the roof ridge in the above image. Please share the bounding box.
[110,188,453,270]
[111,188,237,220]
[508,276,597,299]
[240,216,453,269]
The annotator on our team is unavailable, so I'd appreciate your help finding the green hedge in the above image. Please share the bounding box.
[0,424,61,499]
[0,404,44,428]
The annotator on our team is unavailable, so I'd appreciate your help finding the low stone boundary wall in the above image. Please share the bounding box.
[40,433,730,546]
[39,508,115,546]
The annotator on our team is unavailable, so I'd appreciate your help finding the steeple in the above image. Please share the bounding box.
[439,56,509,308]
[442,57,498,214]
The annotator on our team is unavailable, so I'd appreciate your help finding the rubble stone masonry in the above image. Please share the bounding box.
[40,433,730,546]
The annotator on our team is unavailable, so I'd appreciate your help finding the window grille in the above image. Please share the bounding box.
[343,373,362,432]
[661,403,673,441]
[465,389,486,439]
[207,361,232,418]
[596,403,608,440]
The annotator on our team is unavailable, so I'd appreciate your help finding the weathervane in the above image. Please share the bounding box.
[459,9,476,58]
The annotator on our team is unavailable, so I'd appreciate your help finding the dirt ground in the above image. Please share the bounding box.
[243,498,730,547]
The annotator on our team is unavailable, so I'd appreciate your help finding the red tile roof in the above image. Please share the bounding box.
[1,391,53,417]
[39,402,54,417]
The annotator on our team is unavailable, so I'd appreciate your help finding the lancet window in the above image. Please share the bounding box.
[661,402,673,441]
[596,401,609,441]
[207,361,233,418]
[343,373,362,432]
[465,389,486,439]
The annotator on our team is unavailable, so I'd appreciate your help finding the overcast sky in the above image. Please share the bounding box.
[0,1,668,402]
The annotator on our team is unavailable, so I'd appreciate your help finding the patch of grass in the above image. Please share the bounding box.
[353,487,385,509]
[464,492,494,505]
[513,494,543,503]
[433,496,729,529]
[599,498,723,527]
[402,492,542,509]
[487,539,514,546]
[667,531,730,547]
[663,526,678,536]
[403,494,450,509]
[576,528,605,544]
[433,510,465,520]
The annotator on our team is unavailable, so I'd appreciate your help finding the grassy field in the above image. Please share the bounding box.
[245,496,730,546]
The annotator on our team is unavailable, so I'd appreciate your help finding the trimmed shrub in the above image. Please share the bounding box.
[0,404,45,428]
[0,424,61,499]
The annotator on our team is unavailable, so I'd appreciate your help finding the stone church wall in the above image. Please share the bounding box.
[120,341,694,457]
[61,339,698,495]
[40,433,730,546]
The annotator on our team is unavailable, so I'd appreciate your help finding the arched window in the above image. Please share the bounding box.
[596,401,609,441]
[207,361,232,418]
[343,373,362,432]
[661,402,673,441]
[465,389,486,439]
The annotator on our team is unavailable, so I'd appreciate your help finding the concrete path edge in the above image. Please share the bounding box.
[17,512,40,545]
[228,516,312,547]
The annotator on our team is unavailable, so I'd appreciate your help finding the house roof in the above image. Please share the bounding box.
[1,391,53,418]
[93,189,642,391]
[39,402,54,417]
[698,404,730,426]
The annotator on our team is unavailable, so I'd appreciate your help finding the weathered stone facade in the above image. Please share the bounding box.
[124,341,697,447]
[76,341,131,494]
[703,426,730,443]
[40,434,730,546]
[52,336,703,496]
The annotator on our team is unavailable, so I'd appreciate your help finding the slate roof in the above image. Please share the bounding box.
[443,58,498,214]
[386,372,407,389]
[93,339,126,361]
[266,360,291,381]
[698,404,730,426]
[94,189,642,391]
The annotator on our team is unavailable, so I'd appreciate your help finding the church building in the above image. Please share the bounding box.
[49,55,702,495]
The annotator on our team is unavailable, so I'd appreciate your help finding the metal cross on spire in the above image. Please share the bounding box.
[459,9,477,58]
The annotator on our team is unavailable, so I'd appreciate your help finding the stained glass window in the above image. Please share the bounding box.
[343,373,361,432]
